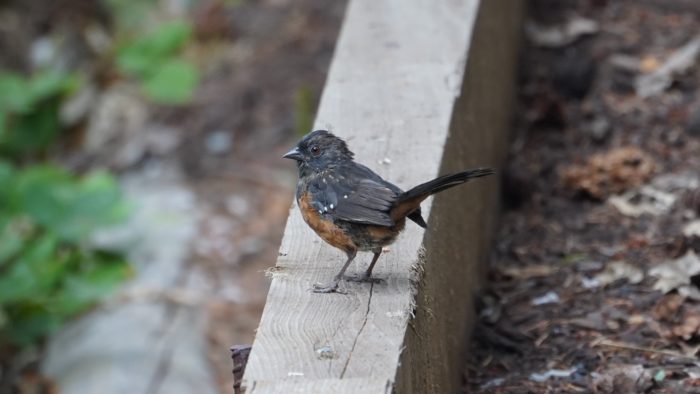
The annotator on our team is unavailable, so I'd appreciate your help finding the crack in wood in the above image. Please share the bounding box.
[340,284,374,378]
[323,290,356,376]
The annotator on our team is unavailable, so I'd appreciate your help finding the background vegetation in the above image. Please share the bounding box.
[0,1,200,348]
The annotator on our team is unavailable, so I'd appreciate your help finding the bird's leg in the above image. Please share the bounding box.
[365,247,382,279]
[344,248,383,283]
[313,250,357,293]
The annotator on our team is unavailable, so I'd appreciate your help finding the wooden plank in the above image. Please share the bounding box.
[247,378,390,394]
[242,0,521,392]
[394,1,522,392]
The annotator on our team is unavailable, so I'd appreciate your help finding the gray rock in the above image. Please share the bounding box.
[42,172,217,394]
[204,131,233,155]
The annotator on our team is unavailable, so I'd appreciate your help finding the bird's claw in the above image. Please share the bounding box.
[312,282,346,294]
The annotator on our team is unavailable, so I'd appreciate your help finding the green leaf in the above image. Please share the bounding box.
[0,219,26,264]
[0,71,77,156]
[2,302,63,346]
[53,254,130,315]
[11,166,72,231]
[0,110,8,142]
[0,161,15,204]
[28,71,79,103]
[0,163,131,346]
[0,70,76,115]
[0,234,57,304]
[14,167,130,241]
[0,72,32,113]
[0,307,7,330]
[4,100,61,154]
[0,239,131,345]
[104,0,157,31]
[142,59,198,104]
[294,86,316,136]
[117,21,193,78]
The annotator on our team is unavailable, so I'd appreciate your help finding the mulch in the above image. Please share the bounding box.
[464,1,700,393]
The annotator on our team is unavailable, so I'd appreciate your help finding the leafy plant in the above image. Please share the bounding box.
[0,71,79,157]
[294,85,316,136]
[116,21,199,104]
[0,163,132,346]
[102,0,158,31]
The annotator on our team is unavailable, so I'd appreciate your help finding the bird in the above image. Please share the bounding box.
[283,130,494,293]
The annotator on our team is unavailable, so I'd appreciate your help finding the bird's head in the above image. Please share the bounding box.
[283,130,354,175]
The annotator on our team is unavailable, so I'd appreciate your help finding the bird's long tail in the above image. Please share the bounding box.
[391,168,494,221]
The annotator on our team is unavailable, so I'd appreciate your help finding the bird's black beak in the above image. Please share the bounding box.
[282,147,303,161]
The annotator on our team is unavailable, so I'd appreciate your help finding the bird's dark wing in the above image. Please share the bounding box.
[346,163,427,228]
[331,177,397,226]
[302,163,398,227]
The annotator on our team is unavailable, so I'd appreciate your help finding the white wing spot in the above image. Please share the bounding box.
[330,204,334,209]
[318,210,323,214]
[343,195,348,199]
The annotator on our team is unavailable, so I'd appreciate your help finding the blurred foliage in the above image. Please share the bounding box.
[103,0,158,31]
[0,29,135,348]
[0,0,209,348]
[294,85,316,136]
[0,163,132,346]
[116,20,199,104]
[0,0,216,350]
[0,70,79,157]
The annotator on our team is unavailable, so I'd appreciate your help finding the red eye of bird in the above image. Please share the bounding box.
[310,145,321,156]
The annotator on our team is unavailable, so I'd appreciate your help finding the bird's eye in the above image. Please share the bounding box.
[310,145,321,156]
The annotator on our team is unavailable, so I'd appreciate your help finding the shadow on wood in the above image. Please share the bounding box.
[242,0,522,392]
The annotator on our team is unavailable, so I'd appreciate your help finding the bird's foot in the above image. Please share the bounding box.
[343,274,383,284]
[312,281,346,294]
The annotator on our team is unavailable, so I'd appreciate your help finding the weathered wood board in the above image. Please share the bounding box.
[242,0,521,392]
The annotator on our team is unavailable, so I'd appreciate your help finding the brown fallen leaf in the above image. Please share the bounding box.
[566,311,607,331]
[18,374,59,394]
[640,56,661,73]
[652,293,685,322]
[562,147,656,199]
[591,364,652,394]
[672,310,700,341]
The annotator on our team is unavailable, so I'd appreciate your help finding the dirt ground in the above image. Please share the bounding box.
[464,1,700,393]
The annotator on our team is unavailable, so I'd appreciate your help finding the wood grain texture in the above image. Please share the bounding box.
[242,0,521,392]
[395,1,523,392]
[247,378,391,394]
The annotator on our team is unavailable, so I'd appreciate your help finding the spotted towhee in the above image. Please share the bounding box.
[283,130,494,293]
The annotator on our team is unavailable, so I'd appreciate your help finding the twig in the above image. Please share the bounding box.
[592,338,699,362]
